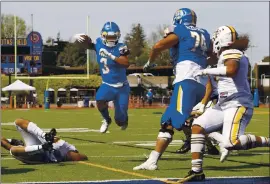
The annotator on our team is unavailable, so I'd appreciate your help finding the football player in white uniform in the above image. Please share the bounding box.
[180,26,270,182]
[1,118,88,164]
[176,73,219,154]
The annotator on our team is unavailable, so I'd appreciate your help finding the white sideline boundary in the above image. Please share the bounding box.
[9,176,270,184]
[2,151,269,161]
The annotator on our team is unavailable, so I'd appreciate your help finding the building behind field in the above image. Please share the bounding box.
[254,62,270,104]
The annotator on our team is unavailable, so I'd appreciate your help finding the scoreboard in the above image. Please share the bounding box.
[1,31,43,75]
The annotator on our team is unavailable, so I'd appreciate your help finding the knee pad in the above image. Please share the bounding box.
[158,127,174,143]
[96,101,108,111]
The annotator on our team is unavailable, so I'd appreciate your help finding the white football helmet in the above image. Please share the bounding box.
[212,26,238,55]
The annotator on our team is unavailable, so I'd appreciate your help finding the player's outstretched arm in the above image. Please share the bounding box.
[149,34,178,63]
[114,55,129,68]
[195,60,239,77]
[143,34,178,71]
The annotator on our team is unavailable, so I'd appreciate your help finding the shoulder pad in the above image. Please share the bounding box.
[221,49,243,60]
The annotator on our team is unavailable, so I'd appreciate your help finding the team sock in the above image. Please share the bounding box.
[27,122,46,139]
[191,134,205,172]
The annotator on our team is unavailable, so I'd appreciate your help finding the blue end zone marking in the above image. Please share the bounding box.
[18,177,270,184]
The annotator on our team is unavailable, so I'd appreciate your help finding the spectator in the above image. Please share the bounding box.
[141,95,145,107]
[33,91,37,107]
[137,75,142,86]
[146,89,153,106]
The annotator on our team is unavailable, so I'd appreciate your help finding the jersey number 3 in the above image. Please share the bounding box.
[190,31,207,53]
[100,58,110,74]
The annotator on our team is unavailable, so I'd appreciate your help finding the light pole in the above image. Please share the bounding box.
[249,45,257,88]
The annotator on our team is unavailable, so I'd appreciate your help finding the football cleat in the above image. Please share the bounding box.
[45,128,57,143]
[206,145,220,155]
[176,140,190,154]
[219,144,229,162]
[133,160,158,171]
[10,139,25,146]
[205,139,220,155]
[120,122,128,130]
[178,170,205,183]
[100,118,111,133]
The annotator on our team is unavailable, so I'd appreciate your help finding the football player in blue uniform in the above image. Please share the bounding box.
[133,8,212,171]
[74,22,130,133]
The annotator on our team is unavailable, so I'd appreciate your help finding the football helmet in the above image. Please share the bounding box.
[101,22,121,47]
[172,8,197,26]
[212,26,238,55]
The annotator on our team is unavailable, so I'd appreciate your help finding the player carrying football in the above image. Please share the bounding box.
[180,26,270,182]
[1,118,88,164]
[133,8,212,171]
[74,22,130,133]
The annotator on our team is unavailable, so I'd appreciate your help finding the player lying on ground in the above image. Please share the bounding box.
[74,22,130,134]
[176,73,219,155]
[180,26,270,182]
[133,8,213,171]
[1,118,88,164]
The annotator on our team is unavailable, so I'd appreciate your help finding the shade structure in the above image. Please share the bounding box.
[2,80,36,91]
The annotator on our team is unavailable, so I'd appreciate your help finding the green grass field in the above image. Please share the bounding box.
[1,108,269,183]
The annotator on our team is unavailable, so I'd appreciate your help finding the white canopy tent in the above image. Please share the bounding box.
[70,88,78,92]
[47,88,55,91]
[58,88,66,92]
[2,80,36,91]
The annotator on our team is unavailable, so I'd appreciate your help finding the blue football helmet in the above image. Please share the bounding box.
[172,8,197,26]
[101,22,121,47]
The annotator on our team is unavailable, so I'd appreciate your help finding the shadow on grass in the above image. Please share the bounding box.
[1,167,35,175]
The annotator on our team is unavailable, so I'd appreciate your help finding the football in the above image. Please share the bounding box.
[73,34,91,50]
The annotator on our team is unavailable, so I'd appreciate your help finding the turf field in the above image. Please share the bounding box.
[1,108,269,183]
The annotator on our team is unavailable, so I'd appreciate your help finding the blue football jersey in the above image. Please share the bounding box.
[168,24,211,68]
[94,38,130,85]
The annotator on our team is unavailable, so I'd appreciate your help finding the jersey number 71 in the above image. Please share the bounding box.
[190,31,207,54]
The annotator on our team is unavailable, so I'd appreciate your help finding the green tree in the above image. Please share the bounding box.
[56,43,86,67]
[148,24,171,66]
[124,23,146,64]
[262,56,270,62]
[1,14,28,38]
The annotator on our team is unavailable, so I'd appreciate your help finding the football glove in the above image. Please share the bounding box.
[196,104,206,116]
[99,48,116,60]
[143,61,157,72]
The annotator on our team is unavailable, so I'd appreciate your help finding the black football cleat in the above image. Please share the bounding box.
[176,140,191,154]
[10,139,25,146]
[205,138,220,155]
[178,170,205,183]
[206,144,220,155]
[45,128,57,143]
